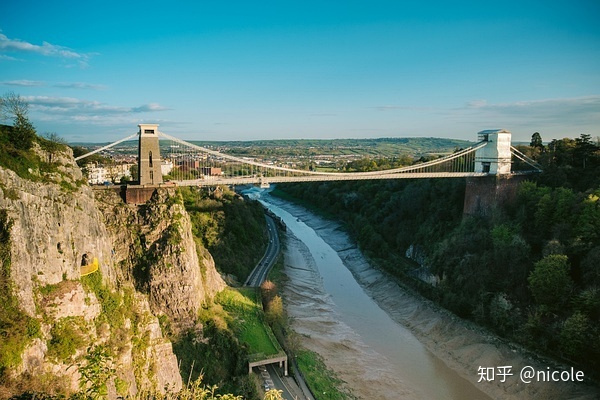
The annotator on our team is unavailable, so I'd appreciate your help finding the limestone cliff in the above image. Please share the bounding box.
[0,143,225,398]
[93,187,225,331]
[0,145,114,315]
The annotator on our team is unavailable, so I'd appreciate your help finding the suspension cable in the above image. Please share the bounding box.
[74,133,138,161]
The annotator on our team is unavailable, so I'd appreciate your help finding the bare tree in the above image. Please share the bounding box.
[41,132,68,163]
[0,91,28,121]
[0,92,36,150]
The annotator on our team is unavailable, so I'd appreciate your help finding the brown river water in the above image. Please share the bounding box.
[252,190,598,400]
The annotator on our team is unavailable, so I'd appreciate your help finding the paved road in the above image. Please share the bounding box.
[245,215,280,287]
[246,214,314,399]
[266,364,309,400]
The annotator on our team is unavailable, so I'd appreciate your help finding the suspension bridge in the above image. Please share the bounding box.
[76,124,542,190]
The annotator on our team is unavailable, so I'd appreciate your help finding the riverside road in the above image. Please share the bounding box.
[245,215,280,287]
[244,213,314,400]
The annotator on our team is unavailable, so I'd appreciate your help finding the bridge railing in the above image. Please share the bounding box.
[161,131,490,180]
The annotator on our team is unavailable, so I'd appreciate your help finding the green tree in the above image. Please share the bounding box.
[266,295,284,326]
[77,345,115,399]
[0,92,36,150]
[560,311,591,359]
[574,191,600,250]
[530,132,543,149]
[130,164,139,181]
[574,133,596,169]
[527,254,573,311]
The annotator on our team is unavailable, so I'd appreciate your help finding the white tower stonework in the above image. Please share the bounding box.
[474,129,512,175]
[138,124,163,185]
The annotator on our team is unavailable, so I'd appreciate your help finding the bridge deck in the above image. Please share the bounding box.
[174,172,497,186]
[75,129,542,187]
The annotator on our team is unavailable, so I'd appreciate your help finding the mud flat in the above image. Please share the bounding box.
[264,194,599,400]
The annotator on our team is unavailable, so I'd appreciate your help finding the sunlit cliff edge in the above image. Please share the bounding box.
[0,142,225,397]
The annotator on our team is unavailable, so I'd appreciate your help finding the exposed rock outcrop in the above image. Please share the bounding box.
[0,144,225,397]
[0,152,114,316]
[94,188,225,331]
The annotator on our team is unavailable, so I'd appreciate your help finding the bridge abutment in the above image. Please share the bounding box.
[463,174,526,216]
[465,129,526,216]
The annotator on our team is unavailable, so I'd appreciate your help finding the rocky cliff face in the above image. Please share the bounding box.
[0,146,114,315]
[93,187,225,331]
[0,144,225,398]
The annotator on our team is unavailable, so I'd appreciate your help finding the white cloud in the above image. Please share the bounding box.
[24,96,171,125]
[0,80,107,90]
[0,79,46,87]
[0,33,93,67]
[373,105,411,111]
[466,99,487,108]
[0,54,21,61]
[132,103,171,112]
[54,82,107,90]
[446,95,600,140]
[464,96,600,121]
[372,105,435,112]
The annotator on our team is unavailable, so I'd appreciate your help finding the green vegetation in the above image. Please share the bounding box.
[0,92,35,151]
[217,287,280,357]
[259,281,285,338]
[46,317,85,362]
[71,146,111,169]
[179,186,267,281]
[81,271,127,330]
[0,123,54,181]
[170,186,272,399]
[170,287,280,399]
[295,350,352,400]
[9,376,247,400]
[0,93,79,190]
[194,137,474,159]
[76,345,115,399]
[276,133,600,376]
[172,316,256,399]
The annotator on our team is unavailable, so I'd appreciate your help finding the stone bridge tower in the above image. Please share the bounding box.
[464,129,524,216]
[474,129,512,175]
[138,123,163,186]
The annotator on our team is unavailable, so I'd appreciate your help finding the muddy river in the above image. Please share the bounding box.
[250,189,598,400]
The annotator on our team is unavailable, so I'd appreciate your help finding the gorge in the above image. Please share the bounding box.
[1,129,599,399]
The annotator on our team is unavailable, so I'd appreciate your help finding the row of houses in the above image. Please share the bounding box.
[84,159,224,185]
[85,160,174,185]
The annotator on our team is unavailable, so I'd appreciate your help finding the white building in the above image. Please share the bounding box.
[85,162,135,184]
[161,159,174,176]
[85,163,107,185]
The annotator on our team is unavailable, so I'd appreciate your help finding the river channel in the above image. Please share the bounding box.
[254,191,492,400]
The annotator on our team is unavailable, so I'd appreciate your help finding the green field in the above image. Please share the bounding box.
[217,287,280,358]
[296,349,354,399]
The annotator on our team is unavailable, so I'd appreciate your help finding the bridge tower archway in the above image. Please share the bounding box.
[138,123,163,185]
[474,129,512,175]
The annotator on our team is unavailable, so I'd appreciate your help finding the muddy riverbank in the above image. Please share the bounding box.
[263,193,599,400]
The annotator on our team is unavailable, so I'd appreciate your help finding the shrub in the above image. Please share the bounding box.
[46,317,85,362]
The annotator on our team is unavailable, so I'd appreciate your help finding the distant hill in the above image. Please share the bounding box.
[210,137,474,158]
[71,137,475,158]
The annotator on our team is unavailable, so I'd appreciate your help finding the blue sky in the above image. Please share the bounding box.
[1,0,599,143]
